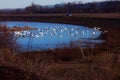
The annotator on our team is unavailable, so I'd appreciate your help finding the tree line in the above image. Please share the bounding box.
[0,0,120,14]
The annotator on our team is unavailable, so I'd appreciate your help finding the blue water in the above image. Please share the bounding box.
[0,21,103,51]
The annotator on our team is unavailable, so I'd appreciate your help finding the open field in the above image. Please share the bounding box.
[0,13,120,80]
[0,13,120,29]
[0,13,120,19]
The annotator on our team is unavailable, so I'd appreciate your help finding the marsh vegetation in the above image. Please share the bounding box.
[0,14,120,80]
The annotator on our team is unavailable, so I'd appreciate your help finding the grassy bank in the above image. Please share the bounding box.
[0,13,120,80]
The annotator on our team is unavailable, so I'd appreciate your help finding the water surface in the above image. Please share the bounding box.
[0,21,103,51]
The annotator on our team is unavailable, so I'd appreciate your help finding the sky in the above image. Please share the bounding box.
[0,0,105,9]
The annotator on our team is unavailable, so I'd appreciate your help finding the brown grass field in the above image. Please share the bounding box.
[0,13,120,29]
[0,13,120,18]
[0,13,120,80]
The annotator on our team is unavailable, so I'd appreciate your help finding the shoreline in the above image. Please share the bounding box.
[10,26,37,31]
[0,25,37,31]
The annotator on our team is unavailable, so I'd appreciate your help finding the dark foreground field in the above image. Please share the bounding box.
[0,13,120,80]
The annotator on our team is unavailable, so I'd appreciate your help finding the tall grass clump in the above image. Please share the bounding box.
[0,25,17,65]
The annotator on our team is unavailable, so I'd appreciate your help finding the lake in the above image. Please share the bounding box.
[0,21,103,51]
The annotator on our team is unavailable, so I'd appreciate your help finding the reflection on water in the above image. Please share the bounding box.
[0,21,103,51]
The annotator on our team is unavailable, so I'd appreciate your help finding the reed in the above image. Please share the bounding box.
[0,24,120,80]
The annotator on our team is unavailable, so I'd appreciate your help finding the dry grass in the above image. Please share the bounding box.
[0,13,120,30]
[0,13,120,19]
[0,15,120,80]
